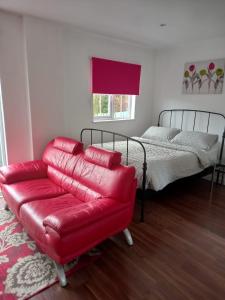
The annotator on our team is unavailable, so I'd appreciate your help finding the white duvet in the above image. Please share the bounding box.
[95,137,218,191]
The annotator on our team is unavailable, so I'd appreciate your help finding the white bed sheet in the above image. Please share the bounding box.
[95,138,219,191]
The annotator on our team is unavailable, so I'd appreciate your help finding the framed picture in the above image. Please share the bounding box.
[182,59,225,94]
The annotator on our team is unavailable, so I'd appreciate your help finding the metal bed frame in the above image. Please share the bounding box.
[80,109,225,222]
[158,109,225,164]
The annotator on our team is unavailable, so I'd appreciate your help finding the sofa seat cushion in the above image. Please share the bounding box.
[20,195,133,264]
[20,194,84,243]
[2,178,66,218]
[43,197,129,235]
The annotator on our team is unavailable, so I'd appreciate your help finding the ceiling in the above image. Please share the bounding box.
[1,0,225,48]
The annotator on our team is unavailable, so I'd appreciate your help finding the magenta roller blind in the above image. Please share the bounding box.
[91,57,141,95]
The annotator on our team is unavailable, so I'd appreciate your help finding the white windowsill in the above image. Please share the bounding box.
[93,118,135,123]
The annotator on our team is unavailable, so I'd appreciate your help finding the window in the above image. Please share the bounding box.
[93,94,135,122]
[91,57,141,122]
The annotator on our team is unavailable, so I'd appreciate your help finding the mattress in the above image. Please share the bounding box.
[95,137,219,191]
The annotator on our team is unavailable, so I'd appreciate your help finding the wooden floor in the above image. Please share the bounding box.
[23,180,225,299]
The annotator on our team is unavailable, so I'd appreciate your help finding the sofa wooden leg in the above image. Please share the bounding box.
[54,262,67,287]
[123,228,133,246]
[4,204,9,211]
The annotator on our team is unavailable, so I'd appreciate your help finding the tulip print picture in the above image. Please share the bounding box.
[182,59,225,94]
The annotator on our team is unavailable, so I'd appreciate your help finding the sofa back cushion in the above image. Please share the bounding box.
[73,146,135,202]
[47,166,102,202]
[43,139,135,203]
[42,137,83,179]
[84,146,121,169]
[53,136,83,154]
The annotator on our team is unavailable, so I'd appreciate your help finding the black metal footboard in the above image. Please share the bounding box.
[80,128,147,222]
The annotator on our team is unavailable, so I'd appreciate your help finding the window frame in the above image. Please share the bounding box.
[92,94,136,122]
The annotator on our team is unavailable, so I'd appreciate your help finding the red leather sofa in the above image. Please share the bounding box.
[0,137,137,286]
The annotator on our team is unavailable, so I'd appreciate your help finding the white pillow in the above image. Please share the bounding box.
[141,126,180,142]
[171,131,218,150]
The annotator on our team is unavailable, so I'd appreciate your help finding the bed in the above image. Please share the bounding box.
[92,137,219,191]
[80,109,225,221]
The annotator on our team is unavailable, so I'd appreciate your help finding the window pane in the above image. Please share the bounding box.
[113,95,121,113]
[113,95,130,119]
[93,94,110,118]
[93,94,135,121]
[101,95,109,114]
[122,95,129,111]
[93,94,100,116]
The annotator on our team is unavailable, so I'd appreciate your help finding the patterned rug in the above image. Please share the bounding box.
[0,208,101,300]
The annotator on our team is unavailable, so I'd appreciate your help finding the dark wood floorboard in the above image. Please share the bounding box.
[3,179,225,300]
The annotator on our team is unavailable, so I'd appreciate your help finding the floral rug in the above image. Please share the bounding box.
[0,208,101,300]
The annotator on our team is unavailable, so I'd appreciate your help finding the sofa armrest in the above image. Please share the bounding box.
[43,197,129,235]
[0,160,47,184]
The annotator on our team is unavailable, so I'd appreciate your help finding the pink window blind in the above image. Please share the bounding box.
[91,57,141,95]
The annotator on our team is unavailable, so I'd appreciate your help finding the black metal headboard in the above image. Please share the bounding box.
[158,109,225,163]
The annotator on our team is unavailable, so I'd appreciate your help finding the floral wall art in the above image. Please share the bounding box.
[182,59,225,94]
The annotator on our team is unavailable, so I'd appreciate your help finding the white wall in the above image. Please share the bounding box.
[1,10,225,163]
[24,17,154,157]
[62,25,154,140]
[0,11,154,161]
[0,11,32,163]
[153,37,225,124]
[24,16,65,158]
